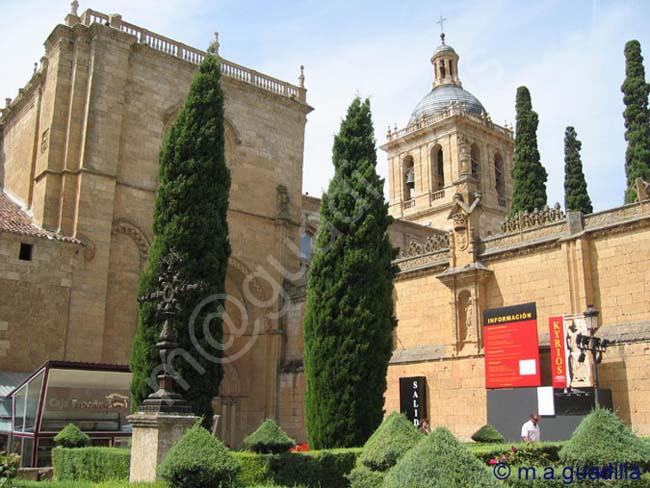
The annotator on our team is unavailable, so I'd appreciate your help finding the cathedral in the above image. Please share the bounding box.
[2,4,650,453]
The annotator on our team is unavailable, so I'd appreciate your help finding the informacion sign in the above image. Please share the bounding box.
[483,303,541,389]
[399,376,427,427]
[548,316,569,388]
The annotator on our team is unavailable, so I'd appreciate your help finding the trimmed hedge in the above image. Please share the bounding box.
[235,448,360,488]
[52,447,129,482]
[158,424,240,488]
[471,424,505,443]
[358,411,422,471]
[244,418,296,454]
[346,464,385,488]
[384,427,499,488]
[54,425,90,449]
[560,408,650,468]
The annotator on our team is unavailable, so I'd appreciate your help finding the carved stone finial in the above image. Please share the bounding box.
[71,0,79,16]
[635,177,650,202]
[387,125,392,138]
[4,98,11,109]
[207,32,220,55]
[298,65,305,88]
[33,62,38,75]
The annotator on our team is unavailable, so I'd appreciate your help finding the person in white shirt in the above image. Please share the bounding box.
[521,413,540,442]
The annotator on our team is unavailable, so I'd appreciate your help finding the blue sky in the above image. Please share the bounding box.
[2,0,650,211]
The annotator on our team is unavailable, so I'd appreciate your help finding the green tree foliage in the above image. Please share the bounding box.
[53,424,90,448]
[358,411,422,471]
[383,427,499,488]
[304,97,397,449]
[510,86,548,216]
[158,424,240,488]
[470,423,505,443]
[621,40,650,203]
[559,408,650,467]
[563,127,593,214]
[129,53,231,425]
[244,418,296,454]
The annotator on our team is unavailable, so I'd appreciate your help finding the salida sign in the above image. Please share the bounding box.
[483,303,541,389]
[399,377,427,427]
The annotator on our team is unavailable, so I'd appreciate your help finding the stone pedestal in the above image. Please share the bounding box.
[127,412,198,482]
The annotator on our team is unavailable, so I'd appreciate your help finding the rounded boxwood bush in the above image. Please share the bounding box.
[560,408,650,467]
[383,427,499,488]
[244,418,295,454]
[53,423,90,448]
[158,423,240,487]
[358,411,422,471]
[471,424,505,443]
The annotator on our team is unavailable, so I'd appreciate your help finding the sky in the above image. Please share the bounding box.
[2,0,650,211]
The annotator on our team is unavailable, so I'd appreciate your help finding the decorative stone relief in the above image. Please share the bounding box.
[500,203,564,234]
[276,185,290,221]
[400,233,450,258]
[111,220,150,266]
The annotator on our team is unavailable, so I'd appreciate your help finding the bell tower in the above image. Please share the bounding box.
[380,31,516,235]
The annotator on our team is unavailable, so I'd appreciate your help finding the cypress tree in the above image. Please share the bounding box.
[510,86,548,216]
[563,126,593,214]
[304,97,397,449]
[130,53,230,426]
[621,40,650,203]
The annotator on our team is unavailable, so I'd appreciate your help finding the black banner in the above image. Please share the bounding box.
[483,302,537,326]
[399,376,427,427]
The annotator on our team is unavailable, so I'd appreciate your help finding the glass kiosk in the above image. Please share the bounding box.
[0,361,132,467]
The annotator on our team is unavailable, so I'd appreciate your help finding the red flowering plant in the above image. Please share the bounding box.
[487,445,551,467]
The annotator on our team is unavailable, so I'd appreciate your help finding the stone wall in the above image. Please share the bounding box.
[0,232,81,371]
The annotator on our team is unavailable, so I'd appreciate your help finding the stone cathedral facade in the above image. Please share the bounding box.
[2,6,650,448]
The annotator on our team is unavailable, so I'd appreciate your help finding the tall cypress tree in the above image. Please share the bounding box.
[130,53,230,427]
[621,40,650,203]
[563,126,593,214]
[510,86,548,216]
[304,97,397,449]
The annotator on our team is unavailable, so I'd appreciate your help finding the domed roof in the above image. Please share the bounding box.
[408,85,485,125]
[433,43,456,56]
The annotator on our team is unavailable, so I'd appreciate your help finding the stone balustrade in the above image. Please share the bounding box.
[386,105,513,142]
[78,9,306,103]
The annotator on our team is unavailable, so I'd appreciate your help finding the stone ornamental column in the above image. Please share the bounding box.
[128,250,200,482]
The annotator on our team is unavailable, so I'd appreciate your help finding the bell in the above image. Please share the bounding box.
[406,169,415,189]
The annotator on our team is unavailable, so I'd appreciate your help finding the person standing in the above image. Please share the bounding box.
[521,413,540,442]
[419,418,431,435]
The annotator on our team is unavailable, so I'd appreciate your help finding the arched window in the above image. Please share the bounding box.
[300,232,314,260]
[495,152,505,205]
[403,155,415,200]
[430,145,445,190]
[470,144,480,178]
[439,60,446,79]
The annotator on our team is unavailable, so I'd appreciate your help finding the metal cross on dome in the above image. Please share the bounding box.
[136,249,202,413]
[436,15,447,34]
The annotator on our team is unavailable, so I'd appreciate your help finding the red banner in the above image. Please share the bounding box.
[483,303,541,389]
[549,316,568,388]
